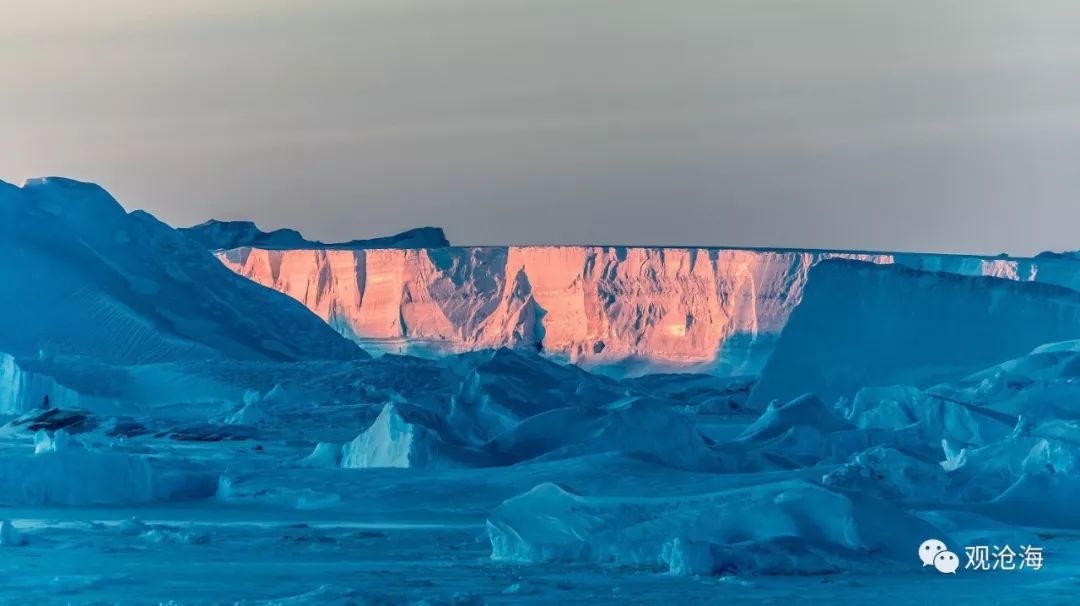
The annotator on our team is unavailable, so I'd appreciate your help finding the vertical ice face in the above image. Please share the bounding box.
[217,244,1080,377]
[0,354,115,414]
[749,260,1080,408]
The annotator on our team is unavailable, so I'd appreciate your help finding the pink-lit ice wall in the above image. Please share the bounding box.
[218,245,1075,377]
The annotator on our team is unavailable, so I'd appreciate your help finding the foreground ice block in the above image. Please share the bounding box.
[487,480,943,575]
[0,431,216,506]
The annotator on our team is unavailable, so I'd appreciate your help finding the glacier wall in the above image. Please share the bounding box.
[218,245,1080,377]
[749,259,1080,407]
[0,354,122,415]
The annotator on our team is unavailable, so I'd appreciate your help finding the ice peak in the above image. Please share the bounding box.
[16,176,127,222]
[181,221,449,251]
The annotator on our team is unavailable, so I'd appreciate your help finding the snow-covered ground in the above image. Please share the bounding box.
[3,177,1079,604]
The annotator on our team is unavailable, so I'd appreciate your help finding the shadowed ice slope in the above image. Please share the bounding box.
[217,244,1080,377]
[749,259,1080,408]
[0,178,364,365]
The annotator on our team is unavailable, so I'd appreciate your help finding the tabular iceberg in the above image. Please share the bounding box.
[216,244,1080,377]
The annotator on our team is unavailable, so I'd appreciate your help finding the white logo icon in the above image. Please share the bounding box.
[919,538,948,567]
[934,550,960,574]
[922,539,1045,573]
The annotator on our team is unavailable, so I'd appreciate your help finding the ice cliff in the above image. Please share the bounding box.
[0,353,123,414]
[0,178,364,364]
[217,244,1080,376]
[750,260,1080,407]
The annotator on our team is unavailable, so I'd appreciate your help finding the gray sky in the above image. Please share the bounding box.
[3,1,1080,255]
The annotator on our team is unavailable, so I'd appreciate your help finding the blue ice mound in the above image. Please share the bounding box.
[728,394,860,466]
[485,396,721,468]
[753,344,1080,526]
[0,177,364,364]
[844,385,925,430]
[487,480,944,575]
[335,390,720,470]
[846,385,1014,449]
[302,442,342,467]
[448,348,624,443]
[983,472,1080,529]
[289,347,731,471]
[738,394,853,442]
[925,340,1080,423]
[0,347,467,421]
[623,373,754,414]
[0,430,216,505]
[940,422,1080,504]
[822,446,950,501]
[224,385,292,426]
